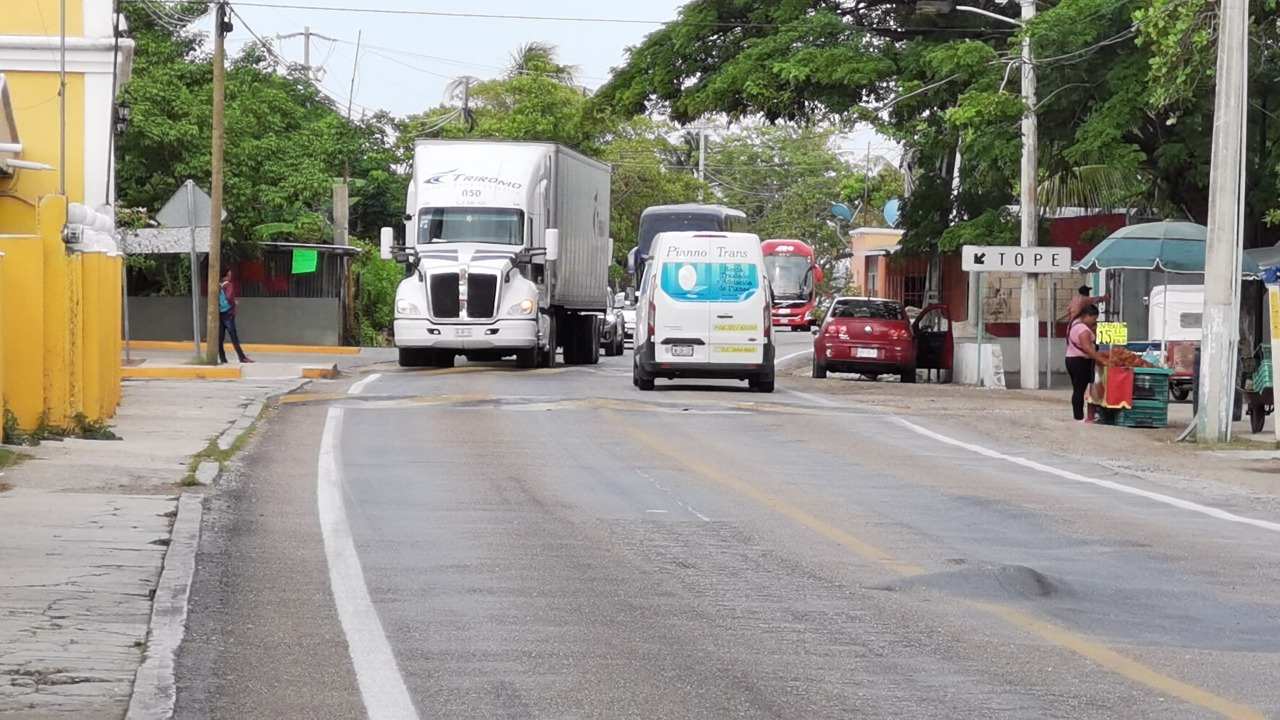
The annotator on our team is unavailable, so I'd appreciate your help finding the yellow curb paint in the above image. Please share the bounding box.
[122,366,241,380]
[278,392,348,405]
[302,365,340,379]
[610,410,1265,720]
[125,340,361,355]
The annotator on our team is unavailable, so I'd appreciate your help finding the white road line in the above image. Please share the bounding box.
[776,348,814,364]
[781,387,840,408]
[349,372,382,396]
[637,469,712,522]
[896,417,1280,535]
[318,407,419,720]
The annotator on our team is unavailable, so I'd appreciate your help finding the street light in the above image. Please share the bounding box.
[917,0,1041,390]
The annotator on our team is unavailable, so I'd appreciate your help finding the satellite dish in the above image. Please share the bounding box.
[829,203,853,221]
[883,198,901,227]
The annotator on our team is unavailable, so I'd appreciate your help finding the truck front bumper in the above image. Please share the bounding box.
[394,318,538,351]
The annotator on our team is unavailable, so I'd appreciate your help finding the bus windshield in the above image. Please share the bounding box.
[637,212,723,258]
[417,208,524,245]
[764,255,814,301]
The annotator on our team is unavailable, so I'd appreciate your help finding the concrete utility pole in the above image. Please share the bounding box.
[204,2,231,364]
[1018,0,1040,390]
[1198,0,1250,442]
[277,27,337,80]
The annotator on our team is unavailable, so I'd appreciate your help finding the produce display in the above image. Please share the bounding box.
[1101,347,1156,368]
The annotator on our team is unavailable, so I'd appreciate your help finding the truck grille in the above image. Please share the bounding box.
[429,273,460,318]
[467,274,499,319]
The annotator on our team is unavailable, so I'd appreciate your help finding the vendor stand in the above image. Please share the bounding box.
[1075,221,1261,418]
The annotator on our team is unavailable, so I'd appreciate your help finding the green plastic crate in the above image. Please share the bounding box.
[1132,372,1171,402]
[1112,402,1169,429]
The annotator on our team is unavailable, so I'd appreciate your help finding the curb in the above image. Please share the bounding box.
[123,366,241,380]
[214,378,309,453]
[125,493,204,720]
[125,340,362,355]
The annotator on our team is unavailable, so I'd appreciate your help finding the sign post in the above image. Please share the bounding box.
[1269,284,1280,443]
[156,180,224,354]
[963,245,1073,389]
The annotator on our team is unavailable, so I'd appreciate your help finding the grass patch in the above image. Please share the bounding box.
[3,410,118,445]
[187,353,219,366]
[179,400,272,486]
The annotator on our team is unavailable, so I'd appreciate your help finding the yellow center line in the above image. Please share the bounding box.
[608,410,1266,720]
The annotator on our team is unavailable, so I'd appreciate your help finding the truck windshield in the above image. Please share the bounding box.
[417,208,524,245]
[764,255,813,300]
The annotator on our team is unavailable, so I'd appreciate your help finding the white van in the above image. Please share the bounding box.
[633,231,775,392]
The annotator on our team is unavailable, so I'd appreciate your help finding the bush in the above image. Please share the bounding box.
[352,240,402,346]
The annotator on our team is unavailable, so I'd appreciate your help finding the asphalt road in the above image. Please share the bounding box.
[176,330,1280,719]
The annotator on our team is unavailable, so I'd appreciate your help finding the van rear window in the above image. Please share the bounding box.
[659,262,759,303]
[831,300,902,319]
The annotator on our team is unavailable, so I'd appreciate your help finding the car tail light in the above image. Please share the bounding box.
[887,327,910,340]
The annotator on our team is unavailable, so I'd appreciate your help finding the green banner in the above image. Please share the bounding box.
[291,248,318,274]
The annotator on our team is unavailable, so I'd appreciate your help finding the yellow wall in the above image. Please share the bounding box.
[0,0,84,38]
[0,72,86,233]
[0,234,46,428]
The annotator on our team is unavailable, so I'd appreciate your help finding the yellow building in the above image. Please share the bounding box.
[0,0,132,437]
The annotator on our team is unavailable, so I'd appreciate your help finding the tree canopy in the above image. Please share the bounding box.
[597,0,1280,253]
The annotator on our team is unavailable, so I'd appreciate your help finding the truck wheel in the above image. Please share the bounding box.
[397,348,427,368]
[537,315,558,368]
[516,348,537,369]
[561,315,580,364]
[812,357,827,379]
[586,317,601,365]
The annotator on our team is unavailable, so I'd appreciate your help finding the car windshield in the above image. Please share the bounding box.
[830,299,902,320]
[417,207,524,245]
[637,212,722,257]
[764,255,813,300]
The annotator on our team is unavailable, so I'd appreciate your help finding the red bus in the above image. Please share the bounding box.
[761,239,823,330]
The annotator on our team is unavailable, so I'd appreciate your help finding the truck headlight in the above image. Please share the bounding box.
[507,299,536,316]
[396,298,421,316]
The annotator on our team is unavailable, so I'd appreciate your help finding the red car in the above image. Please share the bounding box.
[811,297,952,383]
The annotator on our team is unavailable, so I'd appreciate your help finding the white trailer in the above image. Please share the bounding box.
[380,139,613,368]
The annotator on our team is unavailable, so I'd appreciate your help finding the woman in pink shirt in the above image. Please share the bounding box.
[1065,304,1109,421]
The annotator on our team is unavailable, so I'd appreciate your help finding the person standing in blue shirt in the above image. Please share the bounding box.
[218,269,254,365]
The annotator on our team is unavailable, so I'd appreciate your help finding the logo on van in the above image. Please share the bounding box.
[660,262,759,303]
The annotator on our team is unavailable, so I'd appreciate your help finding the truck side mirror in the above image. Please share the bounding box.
[379,227,394,260]
[815,266,825,284]
[626,247,637,275]
[607,237,615,267]
[546,229,560,262]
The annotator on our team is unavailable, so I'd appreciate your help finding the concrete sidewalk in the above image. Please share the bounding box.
[0,377,307,719]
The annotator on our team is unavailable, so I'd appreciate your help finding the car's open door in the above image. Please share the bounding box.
[912,304,953,381]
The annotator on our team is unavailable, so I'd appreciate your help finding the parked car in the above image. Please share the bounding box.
[615,291,637,341]
[600,292,626,357]
[811,297,952,383]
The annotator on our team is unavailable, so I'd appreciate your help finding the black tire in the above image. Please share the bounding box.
[586,317,601,365]
[516,348,537,368]
[537,314,558,368]
[430,352,455,369]
[1170,385,1190,402]
[397,348,427,368]
[756,377,775,393]
[812,357,827,379]
[899,364,917,384]
[634,354,655,390]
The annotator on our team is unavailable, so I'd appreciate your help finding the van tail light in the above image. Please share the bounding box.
[764,301,772,341]
[648,296,655,337]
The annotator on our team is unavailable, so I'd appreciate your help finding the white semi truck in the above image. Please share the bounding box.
[380,139,613,368]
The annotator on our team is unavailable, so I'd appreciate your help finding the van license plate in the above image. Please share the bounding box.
[454,328,472,338]
[670,345,694,357]
[856,348,877,359]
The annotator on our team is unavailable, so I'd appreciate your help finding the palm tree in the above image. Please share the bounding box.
[505,42,579,85]
[1038,164,1154,214]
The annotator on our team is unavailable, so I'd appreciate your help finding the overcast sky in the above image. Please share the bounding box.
[214,0,898,163]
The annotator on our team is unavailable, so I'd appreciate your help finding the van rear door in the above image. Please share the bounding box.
[706,237,766,365]
[654,234,713,364]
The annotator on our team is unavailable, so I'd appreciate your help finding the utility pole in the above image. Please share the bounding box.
[277,27,337,80]
[1018,0,1040,390]
[204,2,231,364]
[1198,0,1249,442]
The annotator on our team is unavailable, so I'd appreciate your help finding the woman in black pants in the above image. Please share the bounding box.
[1064,304,1108,421]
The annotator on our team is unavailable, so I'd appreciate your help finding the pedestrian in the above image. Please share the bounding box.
[218,268,254,365]
[1065,304,1108,422]
[1063,284,1110,322]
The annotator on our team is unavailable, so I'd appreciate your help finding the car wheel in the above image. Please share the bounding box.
[899,364,917,384]
[864,374,880,382]
[811,356,827,379]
